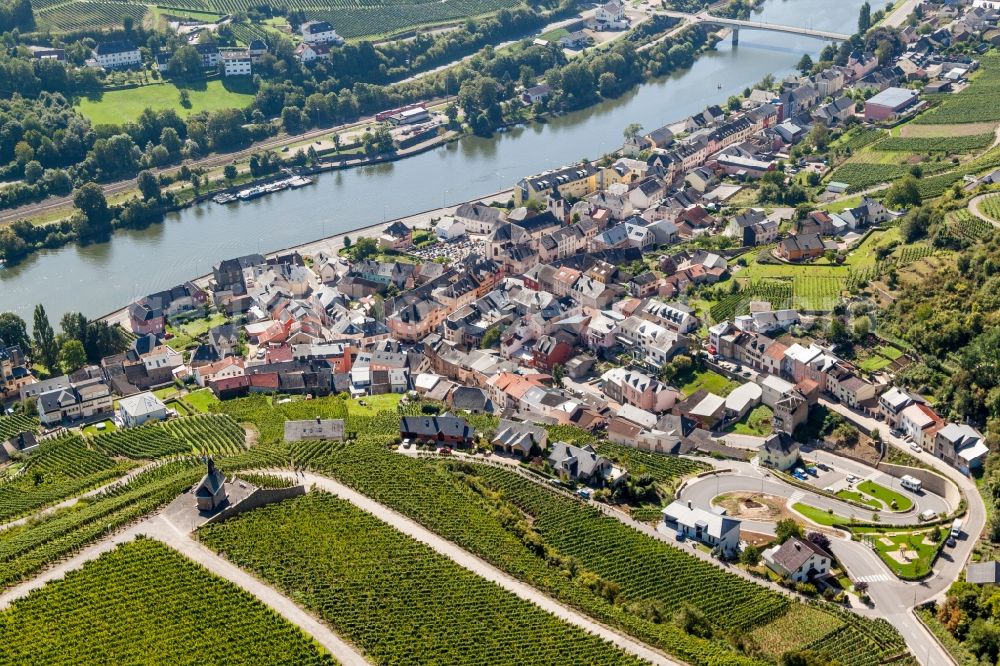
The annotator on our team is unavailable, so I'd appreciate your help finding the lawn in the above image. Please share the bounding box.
[539,27,569,42]
[346,394,404,416]
[78,79,255,126]
[859,355,892,373]
[727,405,773,436]
[836,489,882,510]
[185,389,220,413]
[679,369,739,398]
[858,480,913,512]
[792,503,849,527]
[81,421,117,436]
[165,312,228,351]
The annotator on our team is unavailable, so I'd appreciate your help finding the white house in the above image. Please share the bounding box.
[221,50,252,77]
[662,501,741,556]
[93,41,141,69]
[763,537,832,583]
[594,0,628,29]
[436,217,466,241]
[117,392,168,428]
[758,432,799,471]
[725,382,762,420]
[300,20,343,45]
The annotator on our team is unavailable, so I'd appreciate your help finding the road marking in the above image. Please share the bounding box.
[789,491,804,504]
[855,573,892,583]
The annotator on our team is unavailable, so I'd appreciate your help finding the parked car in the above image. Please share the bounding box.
[577,488,592,500]
[910,443,922,453]
[675,529,686,542]
[440,447,452,456]
[816,463,831,471]
[947,536,957,548]
[846,475,860,484]
[806,466,818,477]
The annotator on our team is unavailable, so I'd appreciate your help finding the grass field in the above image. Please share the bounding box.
[727,405,773,436]
[792,503,849,526]
[0,539,335,665]
[184,389,220,413]
[836,489,882,509]
[858,480,913,512]
[679,369,739,398]
[854,528,938,578]
[77,80,255,126]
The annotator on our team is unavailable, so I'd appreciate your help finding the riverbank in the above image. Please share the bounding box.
[99,187,514,327]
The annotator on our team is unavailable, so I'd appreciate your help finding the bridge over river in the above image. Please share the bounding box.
[658,9,851,43]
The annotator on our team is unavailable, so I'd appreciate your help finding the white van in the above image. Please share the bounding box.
[920,509,937,522]
[900,475,922,492]
[951,519,964,538]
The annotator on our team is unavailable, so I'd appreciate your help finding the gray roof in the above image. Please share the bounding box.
[967,561,1000,584]
[195,459,226,498]
[866,86,918,109]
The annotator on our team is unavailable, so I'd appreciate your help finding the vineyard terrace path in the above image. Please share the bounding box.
[268,469,681,666]
[0,503,371,666]
[967,193,1000,228]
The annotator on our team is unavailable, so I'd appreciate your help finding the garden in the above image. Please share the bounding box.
[0,539,335,665]
[726,404,774,437]
[853,527,942,579]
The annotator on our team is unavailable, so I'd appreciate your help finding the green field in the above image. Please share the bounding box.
[0,539,335,665]
[792,503,849,527]
[679,369,739,397]
[836,489,882,509]
[915,53,1000,125]
[77,80,255,126]
[858,480,913,512]
[727,405,774,436]
[184,388,220,413]
[200,492,645,666]
[854,528,938,578]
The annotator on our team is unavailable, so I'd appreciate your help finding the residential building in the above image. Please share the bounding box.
[548,442,614,484]
[301,20,343,45]
[899,402,944,452]
[879,386,917,428]
[93,41,141,69]
[759,432,800,470]
[492,419,547,457]
[37,377,113,426]
[777,233,826,261]
[221,50,252,76]
[117,392,168,428]
[399,414,476,446]
[935,423,989,471]
[662,501,741,556]
[864,87,920,121]
[454,201,506,234]
[763,537,832,582]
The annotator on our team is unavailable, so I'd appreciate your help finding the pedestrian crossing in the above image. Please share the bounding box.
[855,573,893,583]
[789,491,805,504]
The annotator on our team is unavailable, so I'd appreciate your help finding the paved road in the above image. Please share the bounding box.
[821,399,982,666]
[272,470,680,666]
[882,0,922,28]
[967,193,1000,228]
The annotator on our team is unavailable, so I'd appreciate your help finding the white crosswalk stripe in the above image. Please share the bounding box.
[789,491,804,503]
[855,573,892,583]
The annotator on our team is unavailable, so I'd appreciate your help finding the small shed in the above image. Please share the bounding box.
[284,417,345,441]
[967,561,1000,585]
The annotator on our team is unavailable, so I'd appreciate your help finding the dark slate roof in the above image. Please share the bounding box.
[450,386,492,412]
[95,40,138,55]
[195,459,226,497]
[399,414,475,439]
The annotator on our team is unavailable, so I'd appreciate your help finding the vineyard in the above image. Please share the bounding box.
[0,539,336,665]
[979,194,1000,224]
[0,447,289,590]
[92,423,192,459]
[0,434,133,524]
[827,163,911,192]
[200,492,646,666]
[837,128,885,153]
[593,441,708,485]
[0,414,38,442]
[35,1,149,33]
[877,133,995,153]
[33,0,520,38]
[163,414,247,454]
[709,281,793,322]
[286,435,768,666]
[914,54,1000,125]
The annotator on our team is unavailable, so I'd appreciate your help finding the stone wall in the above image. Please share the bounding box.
[203,484,306,526]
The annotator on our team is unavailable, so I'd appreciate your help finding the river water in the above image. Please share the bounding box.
[0,0,866,322]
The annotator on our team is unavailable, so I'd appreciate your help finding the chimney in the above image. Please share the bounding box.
[687,500,692,509]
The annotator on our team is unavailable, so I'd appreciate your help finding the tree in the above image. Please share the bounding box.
[23,160,42,185]
[224,164,237,182]
[858,1,872,34]
[552,363,564,388]
[727,95,742,111]
[58,339,87,373]
[806,531,831,552]
[168,47,202,78]
[73,183,111,231]
[136,170,160,201]
[179,89,191,109]
[480,327,501,349]
[343,235,352,249]
[796,53,814,75]
[740,544,761,566]
[885,175,921,210]
[0,312,30,350]
[623,122,643,140]
[32,304,58,371]
[775,518,803,543]
[807,123,829,151]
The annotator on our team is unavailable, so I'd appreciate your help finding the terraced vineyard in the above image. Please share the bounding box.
[200,492,645,666]
[0,539,336,665]
[979,194,1000,223]
[0,434,133,523]
[33,0,520,38]
[0,414,38,442]
[828,163,910,192]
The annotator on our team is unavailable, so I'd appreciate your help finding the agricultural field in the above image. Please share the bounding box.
[90,414,246,458]
[0,539,335,665]
[0,414,38,442]
[200,492,645,666]
[0,434,134,524]
[914,54,1000,126]
[77,80,255,126]
[827,163,911,193]
[709,280,792,322]
[37,0,522,39]
[876,133,995,153]
[978,194,1000,223]
[592,441,708,487]
[35,1,148,33]
[749,604,845,660]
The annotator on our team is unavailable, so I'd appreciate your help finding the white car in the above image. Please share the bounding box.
[846,475,860,484]
[910,443,922,453]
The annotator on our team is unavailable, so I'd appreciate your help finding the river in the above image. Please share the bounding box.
[0,0,866,322]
